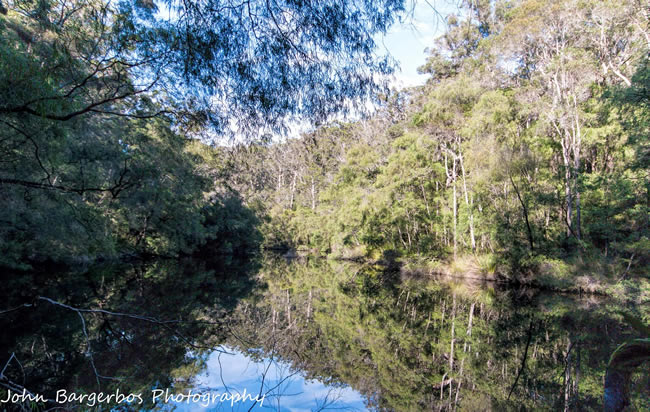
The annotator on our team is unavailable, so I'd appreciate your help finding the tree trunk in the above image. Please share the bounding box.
[573,106,582,241]
[444,151,458,258]
[465,302,475,353]
[563,338,572,412]
[272,308,277,333]
[453,160,458,260]
[286,289,291,327]
[510,174,534,252]
[574,342,580,409]
[453,381,462,411]
[306,288,312,321]
[289,171,297,209]
[561,136,573,239]
[450,294,456,372]
[421,183,431,216]
[310,176,316,210]
[459,150,476,251]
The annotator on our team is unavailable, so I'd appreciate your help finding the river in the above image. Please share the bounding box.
[0,255,647,410]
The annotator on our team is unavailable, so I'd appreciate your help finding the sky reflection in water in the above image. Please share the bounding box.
[167,347,367,412]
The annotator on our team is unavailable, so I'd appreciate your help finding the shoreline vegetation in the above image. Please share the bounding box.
[1,1,648,308]
[15,243,649,302]
[281,247,649,300]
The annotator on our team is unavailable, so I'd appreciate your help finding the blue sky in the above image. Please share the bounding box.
[379,0,461,88]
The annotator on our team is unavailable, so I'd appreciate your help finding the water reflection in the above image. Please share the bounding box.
[224,256,649,411]
[0,255,647,411]
[166,347,367,411]
[0,257,261,410]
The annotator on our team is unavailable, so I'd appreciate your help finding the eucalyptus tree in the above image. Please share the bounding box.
[191,0,648,278]
[495,0,648,246]
[0,0,409,265]
[1,0,407,136]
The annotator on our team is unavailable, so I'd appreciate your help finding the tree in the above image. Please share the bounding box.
[1,0,407,136]
[496,0,648,246]
[0,0,409,266]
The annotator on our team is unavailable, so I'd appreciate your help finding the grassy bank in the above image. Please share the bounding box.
[304,245,648,301]
[394,253,650,303]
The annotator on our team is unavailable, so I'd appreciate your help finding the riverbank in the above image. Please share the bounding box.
[310,246,648,300]
[394,253,649,304]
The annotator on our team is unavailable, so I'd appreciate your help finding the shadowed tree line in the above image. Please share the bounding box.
[0,0,407,269]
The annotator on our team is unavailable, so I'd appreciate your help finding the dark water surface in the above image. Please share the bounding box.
[0,255,647,411]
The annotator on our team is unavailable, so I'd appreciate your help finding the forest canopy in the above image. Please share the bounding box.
[0,0,404,135]
[224,0,649,288]
[0,0,405,268]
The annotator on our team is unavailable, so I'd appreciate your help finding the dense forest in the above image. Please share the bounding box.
[0,0,401,268]
[225,0,650,291]
[1,1,648,284]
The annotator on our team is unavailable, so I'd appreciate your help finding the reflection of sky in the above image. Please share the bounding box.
[161,347,368,412]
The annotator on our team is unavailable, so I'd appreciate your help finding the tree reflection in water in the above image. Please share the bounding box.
[0,255,647,411]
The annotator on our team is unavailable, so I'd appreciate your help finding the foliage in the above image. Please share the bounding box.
[226,256,650,410]
[230,0,649,287]
[0,0,407,267]
[0,0,405,136]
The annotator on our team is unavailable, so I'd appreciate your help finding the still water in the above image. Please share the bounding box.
[0,255,647,411]
[165,347,367,411]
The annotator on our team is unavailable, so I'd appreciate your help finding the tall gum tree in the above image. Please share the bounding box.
[495,0,648,247]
